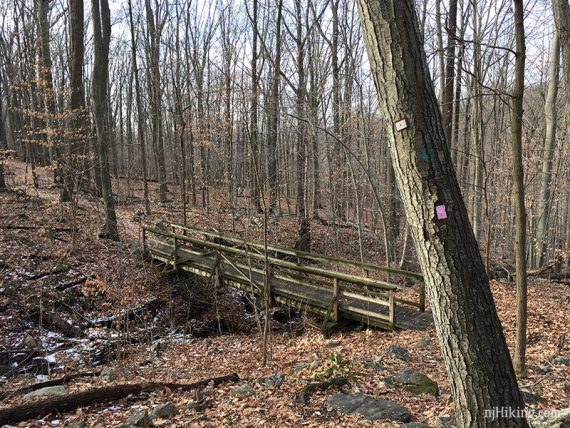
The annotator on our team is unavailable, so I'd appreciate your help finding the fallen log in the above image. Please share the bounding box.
[0,225,77,232]
[90,298,164,328]
[0,371,102,399]
[0,373,239,426]
[55,276,87,291]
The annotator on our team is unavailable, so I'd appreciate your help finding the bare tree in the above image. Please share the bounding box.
[92,0,119,240]
[511,0,528,376]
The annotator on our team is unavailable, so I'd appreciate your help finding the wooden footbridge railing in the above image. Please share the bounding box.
[142,223,429,331]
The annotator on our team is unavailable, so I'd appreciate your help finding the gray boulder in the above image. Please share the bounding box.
[552,356,570,367]
[258,374,285,389]
[126,410,150,428]
[435,416,456,428]
[231,384,256,397]
[150,402,179,419]
[385,368,438,396]
[326,393,411,422]
[24,385,68,400]
[386,345,410,361]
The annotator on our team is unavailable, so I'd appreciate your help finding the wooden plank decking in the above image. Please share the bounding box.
[142,225,433,331]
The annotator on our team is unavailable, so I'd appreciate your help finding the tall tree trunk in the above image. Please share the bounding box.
[67,0,86,199]
[268,0,283,213]
[249,0,261,212]
[551,0,570,269]
[35,0,57,166]
[92,0,119,241]
[356,1,527,425]
[295,0,306,220]
[145,0,167,203]
[442,0,458,145]
[128,0,150,215]
[511,0,528,376]
[0,66,7,191]
[535,31,560,268]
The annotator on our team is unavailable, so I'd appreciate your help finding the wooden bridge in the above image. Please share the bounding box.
[142,223,432,331]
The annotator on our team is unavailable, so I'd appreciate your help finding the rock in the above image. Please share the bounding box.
[24,334,39,349]
[67,422,86,428]
[326,340,342,347]
[231,384,256,397]
[186,401,209,412]
[325,393,411,422]
[257,374,285,389]
[24,385,68,399]
[405,423,431,428]
[419,336,432,347]
[150,402,179,419]
[536,365,550,374]
[362,355,388,371]
[435,416,456,428]
[386,345,410,361]
[530,407,570,428]
[552,356,570,366]
[522,390,546,405]
[293,360,320,372]
[99,368,125,381]
[385,369,438,396]
[126,410,150,428]
[362,360,388,372]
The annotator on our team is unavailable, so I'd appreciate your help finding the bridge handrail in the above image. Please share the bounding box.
[143,226,399,292]
[170,223,423,281]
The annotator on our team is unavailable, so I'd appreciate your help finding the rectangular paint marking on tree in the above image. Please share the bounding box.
[395,118,408,131]
[436,204,448,220]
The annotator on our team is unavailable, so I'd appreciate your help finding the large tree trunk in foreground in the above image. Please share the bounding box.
[356,1,527,426]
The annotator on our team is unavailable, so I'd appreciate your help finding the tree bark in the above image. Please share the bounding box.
[535,32,560,266]
[551,0,570,270]
[442,0,458,145]
[268,0,283,213]
[145,0,168,203]
[128,0,151,215]
[511,0,528,376]
[66,0,86,199]
[295,0,307,220]
[356,1,527,426]
[92,0,119,241]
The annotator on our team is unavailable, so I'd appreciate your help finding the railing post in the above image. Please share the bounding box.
[388,291,395,330]
[332,278,339,321]
[173,236,179,271]
[419,282,426,312]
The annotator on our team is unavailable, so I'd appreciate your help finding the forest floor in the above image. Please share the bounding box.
[0,160,569,427]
